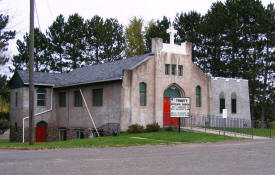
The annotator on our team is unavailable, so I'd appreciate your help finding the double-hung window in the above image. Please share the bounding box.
[93,89,103,106]
[74,90,82,107]
[37,88,46,106]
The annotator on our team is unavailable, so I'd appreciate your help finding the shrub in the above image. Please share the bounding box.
[127,124,144,133]
[271,121,275,129]
[145,123,160,132]
[0,120,9,134]
[0,112,9,121]
[164,121,176,131]
[164,126,177,131]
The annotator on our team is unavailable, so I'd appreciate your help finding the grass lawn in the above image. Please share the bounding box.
[205,127,275,138]
[0,130,244,150]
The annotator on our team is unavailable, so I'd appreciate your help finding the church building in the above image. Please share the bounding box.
[8,27,251,142]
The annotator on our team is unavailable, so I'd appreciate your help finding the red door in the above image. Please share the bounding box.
[163,97,179,126]
[36,126,47,142]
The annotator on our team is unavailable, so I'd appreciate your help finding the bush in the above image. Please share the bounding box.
[272,121,275,129]
[0,120,9,134]
[127,124,144,133]
[164,121,176,131]
[145,123,160,132]
[0,112,9,121]
[164,126,173,131]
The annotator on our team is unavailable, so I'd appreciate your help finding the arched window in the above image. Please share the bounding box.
[196,86,201,107]
[139,82,146,106]
[219,92,225,113]
[37,88,46,106]
[231,93,237,114]
[164,86,181,98]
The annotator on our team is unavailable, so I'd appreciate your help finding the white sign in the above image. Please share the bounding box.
[222,109,227,119]
[170,98,190,118]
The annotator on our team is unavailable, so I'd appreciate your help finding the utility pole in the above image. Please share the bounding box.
[29,0,35,145]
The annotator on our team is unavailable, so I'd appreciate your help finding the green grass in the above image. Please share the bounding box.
[204,127,275,138]
[0,131,244,150]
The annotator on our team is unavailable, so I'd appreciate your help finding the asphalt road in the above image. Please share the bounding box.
[0,139,274,175]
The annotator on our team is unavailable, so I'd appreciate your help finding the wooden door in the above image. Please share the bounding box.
[163,97,179,126]
[36,126,47,142]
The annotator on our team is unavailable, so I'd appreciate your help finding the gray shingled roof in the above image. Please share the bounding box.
[17,53,152,87]
[17,71,62,86]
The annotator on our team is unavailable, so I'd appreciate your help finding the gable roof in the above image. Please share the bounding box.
[15,53,153,88]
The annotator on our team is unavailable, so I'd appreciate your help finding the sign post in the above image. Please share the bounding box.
[170,98,191,134]
[222,109,227,139]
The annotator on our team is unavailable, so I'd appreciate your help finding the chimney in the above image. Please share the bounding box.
[151,38,163,54]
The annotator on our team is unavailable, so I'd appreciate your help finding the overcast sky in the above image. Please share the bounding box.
[0,0,272,76]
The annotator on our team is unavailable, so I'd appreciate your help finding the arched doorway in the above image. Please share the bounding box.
[163,85,183,126]
[36,121,47,142]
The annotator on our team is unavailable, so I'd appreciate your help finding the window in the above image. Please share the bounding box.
[172,64,176,75]
[58,128,67,141]
[93,89,103,106]
[74,130,84,139]
[219,92,225,113]
[59,92,66,107]
[37,88,46,106]
[165,64,170,75]
[74,90,82,107]
[15,92,18,107]
[139,82,146,106]
[196,86,201,107]
[178,65,183,76]
[231,93,237,114]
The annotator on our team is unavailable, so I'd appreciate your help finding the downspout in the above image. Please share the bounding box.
[22,87,53,143]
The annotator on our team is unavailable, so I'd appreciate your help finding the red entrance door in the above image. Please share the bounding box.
[36,126,47,142]
[163,97,179,126]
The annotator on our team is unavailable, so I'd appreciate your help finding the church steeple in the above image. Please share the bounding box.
[166,25,177,45]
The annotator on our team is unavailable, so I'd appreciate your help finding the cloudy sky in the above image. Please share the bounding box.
[0,0,272,76]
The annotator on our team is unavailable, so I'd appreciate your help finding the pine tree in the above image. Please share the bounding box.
[12,28,50,72]
[145,16,170,52]
[85,16,125,64]
[64,13,86,70]
[47,15,68,73]
[0,14,15,65]
[174,11,207,70]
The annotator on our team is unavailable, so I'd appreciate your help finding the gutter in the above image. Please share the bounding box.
[22,87,53,143]
[54,77,122,88]
[24,83,55,86]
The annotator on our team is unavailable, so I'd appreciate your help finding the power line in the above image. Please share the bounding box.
[34,1,41,30]
[46,0,54,19]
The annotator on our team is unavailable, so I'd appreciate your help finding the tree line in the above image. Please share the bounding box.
[12,14,125,73]
[1,0,275,123]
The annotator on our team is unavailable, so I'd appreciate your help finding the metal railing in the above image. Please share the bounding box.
[178,114,273,138]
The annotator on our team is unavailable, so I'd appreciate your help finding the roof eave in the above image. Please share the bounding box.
[54,77,123,88]
[129,54,154,70]
[24,83,55,86]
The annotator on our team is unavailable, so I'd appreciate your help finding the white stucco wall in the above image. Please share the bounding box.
[211,77,251,120]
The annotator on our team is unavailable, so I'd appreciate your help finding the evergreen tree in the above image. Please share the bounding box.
[257,3,275,126]
[85,16,125,64]
[174,11,207,70]
[145,16,170,52]
[0,14,15,65]
[47,15,68,73]
[64,13,86,70]
[0,75,9,112]
[125,17,146,57]
[12,28,50,72]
